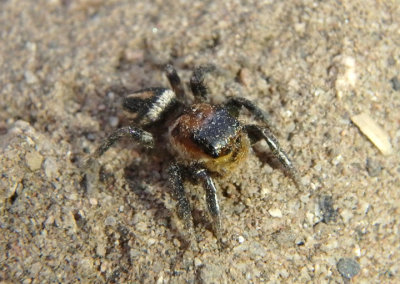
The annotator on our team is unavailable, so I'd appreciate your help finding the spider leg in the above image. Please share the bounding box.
[244,124,304,191]
[123,87,177,126]
[168,163,197,245]
[191,167,222,246]
[190,65,216,102]
[165,64,186,102]
[83,126,153,168]
[225,97,276,132]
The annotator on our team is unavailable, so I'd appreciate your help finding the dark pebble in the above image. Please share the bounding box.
[337,258,360,279]
[366,158,382,177]
[319,195,337,223]
[390,76,400,91]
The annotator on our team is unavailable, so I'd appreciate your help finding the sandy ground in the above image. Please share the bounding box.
[1,0,399,283]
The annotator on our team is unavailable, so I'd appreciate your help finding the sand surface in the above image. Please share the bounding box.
[1,0,399,283]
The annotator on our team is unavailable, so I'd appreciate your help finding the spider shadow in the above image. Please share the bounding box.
[123,151,220,247]
[123,158,205,275]
[253,146,295,181]
[122,153,196,253]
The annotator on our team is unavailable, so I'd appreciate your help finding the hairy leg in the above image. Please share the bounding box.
[165,64,186,102]
[190,65,216,102]
[193,167,222,245]
[83,126,153,168]
[245,124,303,191]
[167,163,200,252]
[168,163,194,230]
[225,97,276,132]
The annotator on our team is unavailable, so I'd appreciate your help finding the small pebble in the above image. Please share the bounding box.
[173,238,181,247]
[43,157,60,179]
[390,76,400,91]
[306,212,315,225]
[147,238,156,246]
[109,116,119,127]
[25,151,44,171]
[237,68,252,87]
[130,249,141,259]
[107,92,116,100]
[68,192,78,201]
[337,258,360,279]
[278,269,289,278]
[353,245,361,257]
[233,202,246,214]
[319,195,337,223]
[156,275,164,284]
[86,133,96,141]
[100,261,108,272]
[238,235,245,244]
[24,70,39,84]
[79,258,93,271]
[268,208,283,218]
[44,215,55,227]
[96,244,106,257]
[104,216,116,226]
[340,209,353,224]
[324,239,338,251]
[30,262,42,274]
[366,158,382,177]
[332,154,343,165]
[199,263,222,283]
[249,241,267,258]
[135,222,147,232]
[246,272,252,280]
[194,258,202,267]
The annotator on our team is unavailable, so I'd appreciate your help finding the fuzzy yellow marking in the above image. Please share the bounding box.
[203,133,250,174]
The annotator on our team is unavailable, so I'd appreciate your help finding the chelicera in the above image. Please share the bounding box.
[85,65,303,247]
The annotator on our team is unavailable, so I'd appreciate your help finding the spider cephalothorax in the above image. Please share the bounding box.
[85,64,303,246]
[168,103,250,174]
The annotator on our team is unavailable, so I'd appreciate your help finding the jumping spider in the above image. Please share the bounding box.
[85,65,303,246]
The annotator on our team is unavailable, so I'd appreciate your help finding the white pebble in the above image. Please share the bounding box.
[109,116,119,127]
[104,216,116,226]
[269,208,283,218]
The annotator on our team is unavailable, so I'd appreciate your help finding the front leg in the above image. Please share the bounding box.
[167,163,199,251]
[165,64,186,102]
[191,167,222,245]
[245,124,304,191]
[168,163,194,231]
[83,126,153,168]
[190,65,216,102]
[224,97,276,132]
